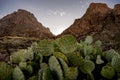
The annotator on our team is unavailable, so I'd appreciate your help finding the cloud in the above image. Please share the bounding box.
[60,12,66,16]
[48,10,66,17]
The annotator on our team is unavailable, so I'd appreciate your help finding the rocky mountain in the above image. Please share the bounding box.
[0,9,54,61]
[60,3,120,52]
[0,9,54,39]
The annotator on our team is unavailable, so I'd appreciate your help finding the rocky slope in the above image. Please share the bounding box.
[0,9,54,39]
[60,3,120,52]
[0,9,54,61]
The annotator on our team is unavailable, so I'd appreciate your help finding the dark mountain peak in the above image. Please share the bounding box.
[114,4,120,9]
[86,3,111,15]
[18,9,29,12]
[60,3,112,38]
[0,9,54,39]
[1,9,38,25]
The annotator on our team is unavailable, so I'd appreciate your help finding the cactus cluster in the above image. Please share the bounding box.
[0,35,120,80]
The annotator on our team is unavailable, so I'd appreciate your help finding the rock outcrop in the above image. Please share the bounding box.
[60,3,120,52]
[0,9,54,39]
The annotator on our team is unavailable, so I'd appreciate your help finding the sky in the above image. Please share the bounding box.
[0,0,120,35]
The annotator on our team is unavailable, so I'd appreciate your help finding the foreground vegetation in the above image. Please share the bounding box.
[0,35,120,80]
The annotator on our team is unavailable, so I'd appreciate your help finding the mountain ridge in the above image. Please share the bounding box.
[0,9,54,39]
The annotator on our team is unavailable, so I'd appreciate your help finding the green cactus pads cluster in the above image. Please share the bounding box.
[1,35,120,80]
[55,35,77,54]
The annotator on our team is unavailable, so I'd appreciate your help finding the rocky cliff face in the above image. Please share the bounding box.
[60,3,120,52]
[0,9,54,39]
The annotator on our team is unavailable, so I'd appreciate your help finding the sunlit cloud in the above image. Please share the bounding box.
[60,12,66,16]
[48,10,66,17]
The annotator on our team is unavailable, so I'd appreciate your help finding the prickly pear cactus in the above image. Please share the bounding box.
[38,39,54,56]
[42,68,53,80]
[55,35,77,54]
[10,49,27,63]
[26,65,33,74]
[101,65,115,79]
[58,58,70,78]
[35,53,43,63]
[19,61,27,70]
[0,62,13,80]
[1,35,120,80]
[95,40,102,47]
[79,60,95,80]
[79,60,95,74]
[67,52,84,67]
[39,63,53,80]
[84,45,93,56]
[105,49,119,62]
[111,55,120,73]
[28,76,37,80]
[13,66,25,80]
[49,56,63,80]
[68,67,79,80]
[26,47,34,61]
[38,69,44,80]
[77,42,83,53]
[40,63,48,70]
[84,36,93,44]
[31,42,38,54]
[53,52,68,63]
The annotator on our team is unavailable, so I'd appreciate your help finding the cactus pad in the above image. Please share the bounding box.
[49,56,63,80]
[101,65,115,79]
[0,62,13,80]
[56,35,77,54]
[13,66,25,80]
[38,39,54,56]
